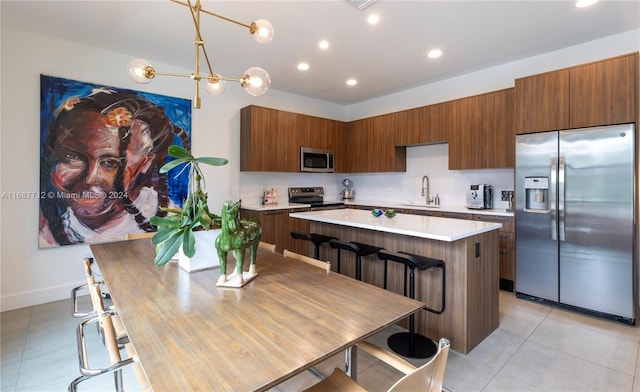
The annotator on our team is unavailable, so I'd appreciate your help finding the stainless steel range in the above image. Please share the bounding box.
[288,187,345,211]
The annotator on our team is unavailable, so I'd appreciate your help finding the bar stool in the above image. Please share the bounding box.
[290,231,337,260]
[377,250,446,359]
[329,239,383,280]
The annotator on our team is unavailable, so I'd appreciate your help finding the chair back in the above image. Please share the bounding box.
[387,338,450,392]
[100,312,122,365]
[87,277,106,315]
[283,249,331,273]
[88,281,108,316]
[259,241,277,253]
[83,258,95,285]
[125,232,155,240]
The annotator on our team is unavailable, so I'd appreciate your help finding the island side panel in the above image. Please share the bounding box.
[465,232,500,352]
[309,221,499,354]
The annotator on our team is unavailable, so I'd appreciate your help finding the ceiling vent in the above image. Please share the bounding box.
[346,0,376,11]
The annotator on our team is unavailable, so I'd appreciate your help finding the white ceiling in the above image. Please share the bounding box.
[2,0,639,105]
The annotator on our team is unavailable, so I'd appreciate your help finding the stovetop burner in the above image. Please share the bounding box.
[288,187,344,210]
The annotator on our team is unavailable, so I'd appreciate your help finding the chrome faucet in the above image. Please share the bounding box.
[421,176,433,205]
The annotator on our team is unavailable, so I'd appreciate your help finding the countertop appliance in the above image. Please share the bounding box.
[515,124,636,324]
[288,187,344,211]
[300,147,334,173]
[466,184,492,209]
[341,178,355,200]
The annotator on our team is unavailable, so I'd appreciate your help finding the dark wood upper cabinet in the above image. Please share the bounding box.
[570,53,637,128]
[397,104,449,146]
[241,105,345,172]
[395,109,415,146]
[515,68,570,134]
[483,88,515,169]
[426,102,450,145]
[241,52,636,173]
[448,96,483,170]
[241,105,295,172]
[516,52,638,134]
[345,114,406,173]
[446,89,515,170]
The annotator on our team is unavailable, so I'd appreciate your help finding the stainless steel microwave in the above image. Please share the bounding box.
[300,147,334,173]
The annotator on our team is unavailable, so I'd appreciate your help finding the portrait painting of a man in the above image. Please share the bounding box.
[39,75,191,248]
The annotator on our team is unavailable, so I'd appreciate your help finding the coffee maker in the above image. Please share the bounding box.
[466,184,493,209]
[341,179,355,200]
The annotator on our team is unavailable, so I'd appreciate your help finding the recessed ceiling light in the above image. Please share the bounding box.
[297,62,310,71]
[367,14,380,25]
[575,0,598,7]
[319,40,330,50]
[428,49,442,59]
[346,79,358,86]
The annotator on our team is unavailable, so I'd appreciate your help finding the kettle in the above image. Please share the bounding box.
[341,179,355,200]
[341,189,355,199]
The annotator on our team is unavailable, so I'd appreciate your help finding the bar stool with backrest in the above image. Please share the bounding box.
[377,250,446,359]
[69,282,150,392]
[329,239,383,281]
[290,231,338,259]
[71,258,128,345]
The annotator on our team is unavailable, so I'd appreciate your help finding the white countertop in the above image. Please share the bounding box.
[241,202,311,211]
[289,208,502,242]
[344,200,514,217]
[241,199,513,217]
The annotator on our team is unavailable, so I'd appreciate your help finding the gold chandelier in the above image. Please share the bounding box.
[127,0,274,109]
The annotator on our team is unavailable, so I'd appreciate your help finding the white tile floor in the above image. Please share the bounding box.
[2,291,640,392]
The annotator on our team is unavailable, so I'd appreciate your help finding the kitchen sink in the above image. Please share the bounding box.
[399,203,440,208]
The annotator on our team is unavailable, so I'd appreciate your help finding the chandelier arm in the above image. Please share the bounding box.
[170,0,251,29]
[153,71,196,78]
[205,75,241,83]
[184,0,216,81]
[151,71,242,83]
[196,36,216,78]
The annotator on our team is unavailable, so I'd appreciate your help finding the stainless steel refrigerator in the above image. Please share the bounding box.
[515,124,636,324]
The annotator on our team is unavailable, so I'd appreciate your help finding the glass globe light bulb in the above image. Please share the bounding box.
[241,67,271,96]
[205,75,226,95]
[250,19,274,44]
[127,59,155,84]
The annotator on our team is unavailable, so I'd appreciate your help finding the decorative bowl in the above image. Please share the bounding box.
[371,209,383,217]
[384,209,396,218]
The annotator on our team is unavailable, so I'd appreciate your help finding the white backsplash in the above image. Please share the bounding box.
[239,143,514,209]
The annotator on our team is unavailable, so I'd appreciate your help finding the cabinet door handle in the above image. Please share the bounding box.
[499,233,511,239]
[444,213,470,219]
[476,215,509,223]
[500,249,511,254]
[263,211,284,216]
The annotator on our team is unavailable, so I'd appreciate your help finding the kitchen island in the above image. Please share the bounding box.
[289,208,502,354]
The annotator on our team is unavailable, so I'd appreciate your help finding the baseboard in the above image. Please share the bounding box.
[0,282,82,312]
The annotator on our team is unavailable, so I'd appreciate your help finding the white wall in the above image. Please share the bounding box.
[0,26,344,311]
[1,22,639,311]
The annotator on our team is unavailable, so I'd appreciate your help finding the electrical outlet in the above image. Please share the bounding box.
[501,190,514,201]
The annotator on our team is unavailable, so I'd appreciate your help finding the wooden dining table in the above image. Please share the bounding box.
[90,239,425,392]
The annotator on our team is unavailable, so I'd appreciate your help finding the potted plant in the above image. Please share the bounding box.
[150,145,228,270]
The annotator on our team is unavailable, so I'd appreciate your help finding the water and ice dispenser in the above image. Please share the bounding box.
[524,177,549,211]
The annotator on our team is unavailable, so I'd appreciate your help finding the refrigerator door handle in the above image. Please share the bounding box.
[550,157,557,241]
[558,156,566,242]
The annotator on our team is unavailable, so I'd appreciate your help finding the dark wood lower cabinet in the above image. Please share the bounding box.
[241,208,311,254]
[473,215,515,292]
